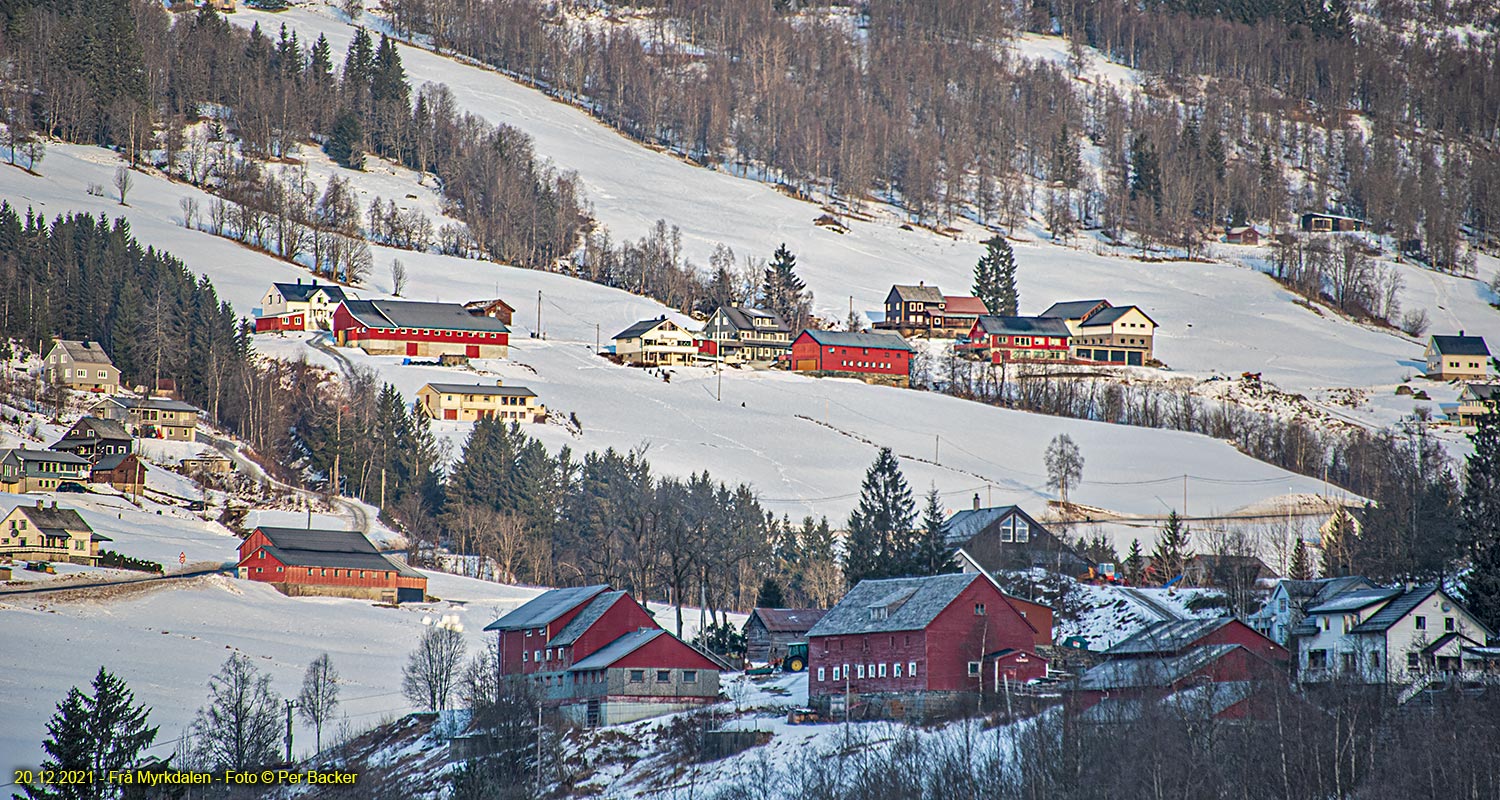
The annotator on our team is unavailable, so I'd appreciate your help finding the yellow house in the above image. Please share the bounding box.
[1038,300,1158,366]
[0,500,110,565]
[45,340,121,393]
[612,317,698,366]
[416,381,545,423]
[1425,334,1491,381]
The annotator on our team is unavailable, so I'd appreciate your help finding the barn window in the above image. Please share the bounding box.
[683,670,698,683]
[629,670,644,683]
[277,567,283,572]
[968,661,981,677]
[878,663,887,678]
[522,651,528,662]
[909,661,918,677]
[893,663,902,678]
[857,664,865,679]
[656,670,671,683]
[533,650,540,662]
[817,667,826,681]
[975,603,986,616]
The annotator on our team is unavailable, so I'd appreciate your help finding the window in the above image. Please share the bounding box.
[1341,652,1356,673]
[657,670,671,682]
[683,670,698,683]
[545,649,551,661]
[1308,649,1327,670]
[1000,518,1014,543]
[526,629,533,637]
[533,650,541,662]
[1445,617,1456,632]
[968,661,981,677]
[893,662,902,678]
[1368,652,1379,670]
[1279,598,1288,612]
[909,661,918,677]
[1015,520,1030,542]
[841,664,849,680]
[857,664,866,679]
[975,603,986,616]
[1414,616,1426,630]
[1407,652,1420,669]
[629,670,645,683]
[878,663,887,678]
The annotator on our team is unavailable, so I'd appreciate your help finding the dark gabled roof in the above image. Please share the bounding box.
[613,317,676,340]
[53,340,115,365]
[101,397,198,413]
[262,545,416,575]
[255,527,382,554]
[1071,644,1240,691]
[484,585,612,632]
[1306,587,1400,615]
[547,591,629,647]
[1461,383,1500,402]
[93,453,134,471]
[807,573,981,637]
[1038,300,1110,320]
[1105,618,1235,657]
[421,383,537,398]
[2,449,91,466]
[973,315,1072,337]
[9,503,92,531]
[717,305,791,334]
[64,417,132,441]
[1430,335,1491,357]
[1419,631,1486,655]
[748,608,827,634]
[943,505,1044,546]
[272,281,348,304]
[1349,584,1440,634]
[888,284,945,304]
[342,300,509,333]
[799,329,913,351]
[1079,305,1157,328]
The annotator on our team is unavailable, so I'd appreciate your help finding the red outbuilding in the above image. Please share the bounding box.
[254,311,306,333]
[1102,617,1289,664]
[806,572,1047,719]
[963,315,1073,364]
[333,299,510,359]
[236,526,427,603]
[485,585,725,726]
[788,329,913,385]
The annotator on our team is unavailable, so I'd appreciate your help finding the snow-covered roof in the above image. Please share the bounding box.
[342,299,510,333]
[806,573,980,637]
[484,584,611,632]
[1104,617,1234,656]
[748,608,827,634]
[1306,587,1399,615]
[1071,643,1240,691]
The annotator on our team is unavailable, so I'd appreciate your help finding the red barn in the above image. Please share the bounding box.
[333,299,510,358]
[236,527,427,603]
[1102,617,1289,665]
[964,315,1073,364]
[485,585,724,726]
[255,310,306,333]
[788,329,913,385]
[806,573,1047,719]
[1066,643,1285,716]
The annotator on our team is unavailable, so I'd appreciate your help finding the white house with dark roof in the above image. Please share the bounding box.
[1248,576,1378,646]
[1293,583,1495,684]
[415,381,544,423]
[45,340,121,393]
[255,279,349,332]
[1426,333,1491,381]
[1,500,110,564]
[1037,299,1157,365]
[611,317,698,366]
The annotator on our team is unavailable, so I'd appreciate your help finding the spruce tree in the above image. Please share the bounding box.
[1150,511,1192,583]
[1129,132,1162,208]
[755,577,785,608]
[760,244,806,325]
[914,487,955,576]
[20,667,158,800]
[973,235,1018,316]
[844,448,917,586]
[1124,538,1145,585]
[310,34,335,86]
[1460,404,1500,632]
[1289,537,1312,580]
[326,110,365,169]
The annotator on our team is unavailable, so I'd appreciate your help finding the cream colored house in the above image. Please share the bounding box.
[612,317,698,366]
[91,397,198,442]
[257,279,348,331]
[1453,383,1500,426]
[1038,300,1157,366]
[1426,334,1491,381]
[45,340,121,393]
[416,381,545,423]
[1293,584,1496,685]
[1,501,110,565]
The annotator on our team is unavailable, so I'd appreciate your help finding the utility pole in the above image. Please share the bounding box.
[536,290,543,339]
[283,699,297,763]
[535,703,543,795]
[934,435,939,462]
[716,356,722,402]
[380,467,387,512]
[595,323,600,354]
[1183,474,1188,517]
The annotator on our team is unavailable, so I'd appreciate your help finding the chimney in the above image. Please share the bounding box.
[297,277,302,285]
[1460,329,1465,337]
[973,493,981,511]
[495,379,504,387]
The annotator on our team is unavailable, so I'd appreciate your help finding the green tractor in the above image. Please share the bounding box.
[745,642,810,676]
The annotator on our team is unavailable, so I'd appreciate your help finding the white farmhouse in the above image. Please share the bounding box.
[1293,584,1495,685]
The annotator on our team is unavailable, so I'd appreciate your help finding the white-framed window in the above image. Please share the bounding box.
[878,663,887,678]
[817,667,826,681]
[533,650,541,662]
[975,603,986,616]
[1015,520,1030,542]
[968,661,981,677]
[909,661,918,677]
[893,662,903,678]
[1000,518,1014,542]
[522,651,529,662]
[857,664,866,679]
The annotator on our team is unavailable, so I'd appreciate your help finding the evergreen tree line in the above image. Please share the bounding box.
[0,204,253,427]
[0,1,585,271]
[378,0,1497,266]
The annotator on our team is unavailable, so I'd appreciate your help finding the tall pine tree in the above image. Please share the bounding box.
[1124,538,1145,585]
[20,667,157,800]
[1150,511,1192,583]
[1289,537,1313,580]
[1461,404,1500,632]
[760,243,807,328]
[972,235,1018,316]
[913,487,955,576]
[843,447,917,586]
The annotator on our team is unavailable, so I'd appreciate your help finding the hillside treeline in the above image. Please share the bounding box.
[0,204,253,425]
[384,0,1495,271]
[0,0,584,269]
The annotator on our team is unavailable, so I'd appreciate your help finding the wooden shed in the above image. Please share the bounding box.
[744,608,827,665]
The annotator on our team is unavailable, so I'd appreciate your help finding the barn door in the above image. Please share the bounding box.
[466,345,480,358]
[406,342,419,356]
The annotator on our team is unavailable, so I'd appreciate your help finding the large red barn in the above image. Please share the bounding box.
[485,585,724,726]
[788,329,913,385]
[806,573,1047,719]
[236,526,427,603]
[333,299,510,358]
